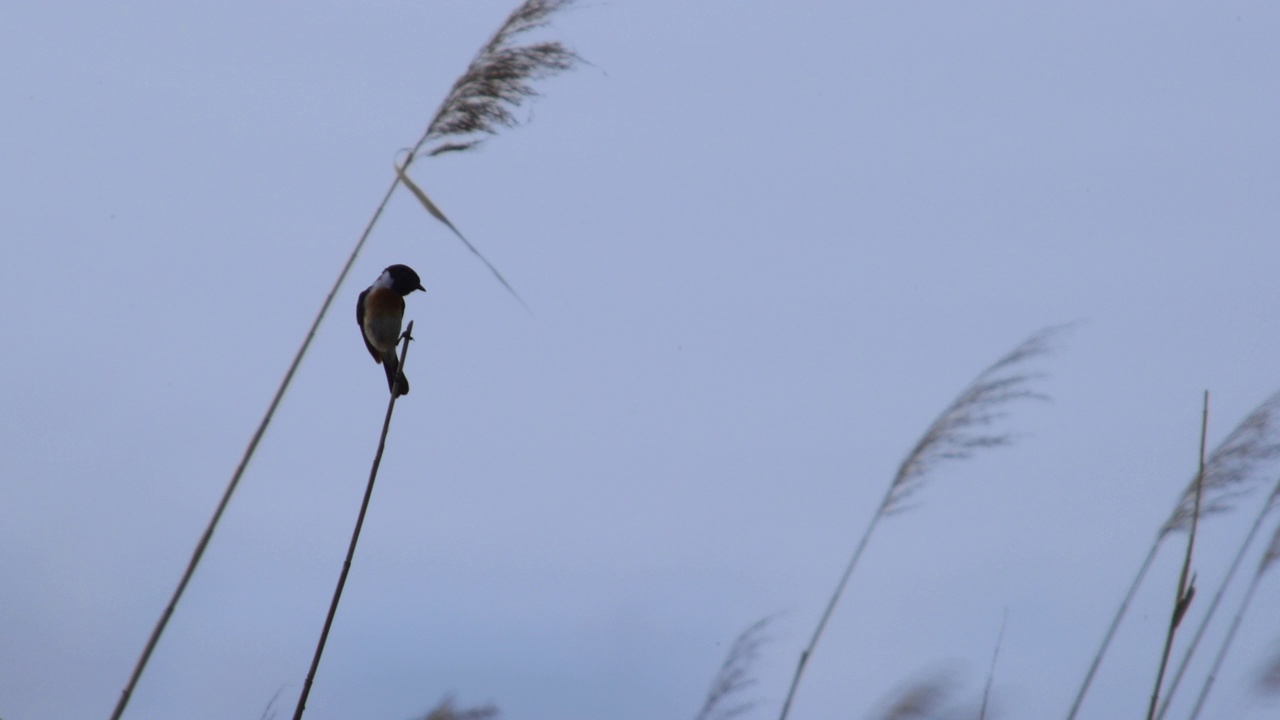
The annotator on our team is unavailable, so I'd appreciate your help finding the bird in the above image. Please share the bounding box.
[356,264,425,396]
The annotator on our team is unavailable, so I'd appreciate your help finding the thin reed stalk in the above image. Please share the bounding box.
[108,4,577,717]
[1145,392,1209,720]
[1065,389,1280,720]
[292,323,415,720]
[978,610,1008,720]
[777,326,1065,720]
[1154,475,1280,719]
[1064,542,1160,720]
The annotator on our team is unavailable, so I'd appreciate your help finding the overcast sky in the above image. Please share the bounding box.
[4,2,1280,719]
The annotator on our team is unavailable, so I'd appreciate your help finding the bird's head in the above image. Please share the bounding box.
[381,264,426,296]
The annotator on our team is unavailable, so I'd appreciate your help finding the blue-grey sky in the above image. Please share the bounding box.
[3,2,1280,719]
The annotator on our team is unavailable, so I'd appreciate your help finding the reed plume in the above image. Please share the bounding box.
[1257,641,1280,697]
[1162,392,1280,535]
[883,326,1060,514]
[419,696,500,720]
[398,0,580,303]
[419,0,579,158]
[872,676,956,720]
[777,325,1066,720]
[108,4,578,718]
[693,617,771,720]
[1066,390,1280,720]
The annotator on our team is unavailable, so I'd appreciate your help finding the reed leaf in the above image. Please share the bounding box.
[395,163,526,307]
[257,686,284,720]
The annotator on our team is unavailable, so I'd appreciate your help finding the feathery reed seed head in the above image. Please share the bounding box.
[421,0,578,157]
[421,696,499,720]
[875,677,955,720]
[1162,392,1280,535]
[882,326,1064,515]
[694,618,770,720]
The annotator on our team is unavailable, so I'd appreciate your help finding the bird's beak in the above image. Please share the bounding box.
[416,284,426,293]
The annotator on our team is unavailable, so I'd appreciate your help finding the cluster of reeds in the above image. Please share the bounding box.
[685,329,1280,720]
[100,2,1280,719]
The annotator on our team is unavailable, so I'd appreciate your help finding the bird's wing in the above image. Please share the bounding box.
[355,288,382,363]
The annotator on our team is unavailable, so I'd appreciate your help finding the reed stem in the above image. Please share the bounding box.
[292,322,415,720]
[1145,392,1209,720]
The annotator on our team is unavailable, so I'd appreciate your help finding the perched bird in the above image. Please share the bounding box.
[356,264,425,396]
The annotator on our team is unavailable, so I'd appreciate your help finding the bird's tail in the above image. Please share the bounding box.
[382,353,409,396]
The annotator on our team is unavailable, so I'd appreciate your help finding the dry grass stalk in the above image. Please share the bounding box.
[1066,390,1280,720]
[108,5,577,717]
[777,326,1065,720]
[1145,393,1209,720]
[292,323,415,720]
[693,618,771,720]
[1186,516,1280,719]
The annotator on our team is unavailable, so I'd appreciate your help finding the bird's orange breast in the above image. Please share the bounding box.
[361,287,405,354]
